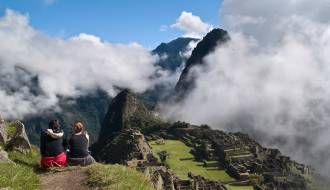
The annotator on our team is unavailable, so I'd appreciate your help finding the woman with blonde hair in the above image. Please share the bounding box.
[67,121,95,166]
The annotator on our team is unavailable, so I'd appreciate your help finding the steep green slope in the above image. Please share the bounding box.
[86,164,154,190]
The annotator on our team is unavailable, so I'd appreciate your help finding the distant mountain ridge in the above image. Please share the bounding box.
[153,37,199,71]
[138,37,199,109]
[24,89,110,145]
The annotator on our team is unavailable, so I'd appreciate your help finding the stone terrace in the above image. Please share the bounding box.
[169,123,311,190]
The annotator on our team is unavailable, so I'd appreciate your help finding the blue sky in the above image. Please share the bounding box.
[0,0,222,48]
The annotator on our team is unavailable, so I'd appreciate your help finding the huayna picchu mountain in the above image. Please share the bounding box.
[92,89,321,190]
[175,28,230,98]
[92,89,162,160]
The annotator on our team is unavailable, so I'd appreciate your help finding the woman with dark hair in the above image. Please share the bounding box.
[68,121,95,166]
[40,120,67,168]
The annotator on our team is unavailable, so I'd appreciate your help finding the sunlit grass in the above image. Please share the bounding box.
[0,146,40,190]
[226,185,254,190]
[150,140,234,183]
[86,163,154,190]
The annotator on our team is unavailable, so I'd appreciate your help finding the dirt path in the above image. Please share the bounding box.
[39,168,92,190]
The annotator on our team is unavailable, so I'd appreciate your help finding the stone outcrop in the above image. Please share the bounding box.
[7,121,31,154]
[0,114,7,143]
[0,149,13,163]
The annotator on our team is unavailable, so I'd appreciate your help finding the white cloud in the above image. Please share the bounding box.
[0,9,162,119]
[220,0,330,45]
[179,40,199,59]
[171,11,213,38]
[161,0,330,177]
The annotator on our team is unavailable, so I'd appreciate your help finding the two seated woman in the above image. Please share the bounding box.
[40,120,95,168]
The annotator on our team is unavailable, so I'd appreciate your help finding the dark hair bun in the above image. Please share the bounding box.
[49,119,61,131]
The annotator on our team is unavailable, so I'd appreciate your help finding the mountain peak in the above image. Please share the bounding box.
[175,28,229,97]
[152,37,199,71]
[153,37,199,55]
[92,89,162,155]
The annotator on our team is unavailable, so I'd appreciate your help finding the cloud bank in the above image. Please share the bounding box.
[0,9,162,119]
[171,11,213,38]
[161,0,330,177]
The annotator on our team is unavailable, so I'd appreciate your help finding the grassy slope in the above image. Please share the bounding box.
[0,147,40,190]
[5,122,18,139]
[0,122,40,190]
[86,164,154,190]
[150,140,253,190]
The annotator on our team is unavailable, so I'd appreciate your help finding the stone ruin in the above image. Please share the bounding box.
[95,128,155,164]
[170,124,311,190]
[95,127,228,190]
[96,120,312,190]
[96,113,312,190]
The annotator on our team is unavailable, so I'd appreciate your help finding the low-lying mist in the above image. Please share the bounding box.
[0,9,174,119]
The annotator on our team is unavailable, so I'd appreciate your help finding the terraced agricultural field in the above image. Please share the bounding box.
[150,140,254,190]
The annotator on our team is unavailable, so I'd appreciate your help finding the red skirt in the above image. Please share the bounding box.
[41,152,67,168]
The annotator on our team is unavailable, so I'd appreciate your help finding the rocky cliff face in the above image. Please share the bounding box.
[175,28,229,98]
[92,89,162,157]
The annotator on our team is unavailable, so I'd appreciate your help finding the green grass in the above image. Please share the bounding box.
[150,140,235,183]
[86,163,154,190]
[226,185,254,190]
[0,146,40,190]
[8,146,41,169]
[0,163,40,190]
[5,122,18,139]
